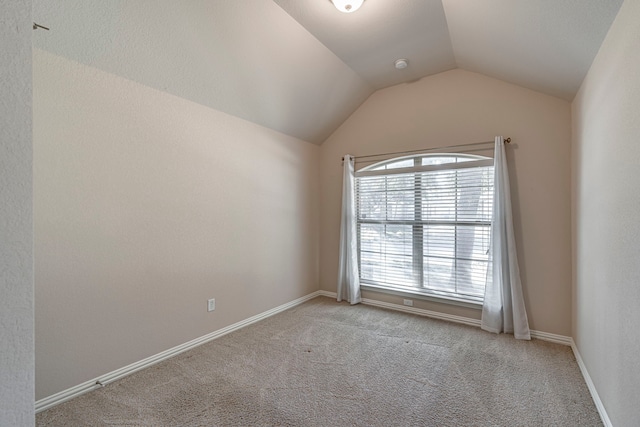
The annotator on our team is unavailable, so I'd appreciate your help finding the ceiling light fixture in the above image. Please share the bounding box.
[395,59,409,69]
[331,0,364,13]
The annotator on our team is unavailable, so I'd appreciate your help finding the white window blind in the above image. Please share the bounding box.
[355,154,494,302]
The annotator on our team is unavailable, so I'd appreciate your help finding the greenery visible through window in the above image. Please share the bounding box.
[355,154,494,303]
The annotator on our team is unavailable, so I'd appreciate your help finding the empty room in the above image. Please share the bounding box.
[2,0,640,425]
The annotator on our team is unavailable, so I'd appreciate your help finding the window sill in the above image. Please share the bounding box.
[360,283,483,310]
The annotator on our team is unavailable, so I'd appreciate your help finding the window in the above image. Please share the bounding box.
[355,154,494,303]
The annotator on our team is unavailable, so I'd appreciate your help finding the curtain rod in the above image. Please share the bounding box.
[341,138,511,162]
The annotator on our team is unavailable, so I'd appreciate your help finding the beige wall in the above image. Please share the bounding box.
[320,69,572,335]
[572,0,640,425]
[0,1,34,425]
[34,50,319,400]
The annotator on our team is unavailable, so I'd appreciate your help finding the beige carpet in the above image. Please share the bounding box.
[37,297,601,426]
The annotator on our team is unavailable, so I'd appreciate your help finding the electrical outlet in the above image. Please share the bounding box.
[207,298,215,312]
[403,299,413,307]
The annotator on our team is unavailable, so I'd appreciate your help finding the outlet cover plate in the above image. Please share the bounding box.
[208,298,215,312]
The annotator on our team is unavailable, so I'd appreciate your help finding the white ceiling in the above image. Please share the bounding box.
[273,0,457,89]
[33,0,623,144]
[441,0,625,100]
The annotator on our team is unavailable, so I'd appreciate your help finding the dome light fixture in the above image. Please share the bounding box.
[331,0,364,13]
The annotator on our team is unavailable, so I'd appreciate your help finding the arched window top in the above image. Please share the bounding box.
[361,153,492,172]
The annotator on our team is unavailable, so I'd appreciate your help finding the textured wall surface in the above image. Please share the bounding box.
[572,0,640,425]
[320,69,572,336]
[34,50,319,400]
[0,1,35,425]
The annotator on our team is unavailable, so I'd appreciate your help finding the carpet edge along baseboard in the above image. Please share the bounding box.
[36,290,574,413]
[35,291,323,413]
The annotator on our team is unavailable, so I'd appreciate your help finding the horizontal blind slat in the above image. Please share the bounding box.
[356,155,494,301]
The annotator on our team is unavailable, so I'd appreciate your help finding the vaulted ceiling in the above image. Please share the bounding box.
[33,0,623,144]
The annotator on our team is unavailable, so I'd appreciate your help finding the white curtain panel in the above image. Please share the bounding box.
[481,137,531,339]
[337,155,362,304]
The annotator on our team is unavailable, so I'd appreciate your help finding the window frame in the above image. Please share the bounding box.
[355,153,494,307]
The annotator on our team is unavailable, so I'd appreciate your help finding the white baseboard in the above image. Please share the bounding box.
[320,290,481,327]
[37,290,585,416]
[320,291,573,346]
[355,294,610,424]
[36,290,323,413]
[362,296,482,327]
[529,330,573,346]
[323,292,613,424]
[317,290,337,298]
[570,339,612,427]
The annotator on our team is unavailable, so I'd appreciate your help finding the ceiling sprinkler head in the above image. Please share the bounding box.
[395,59,409,69]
